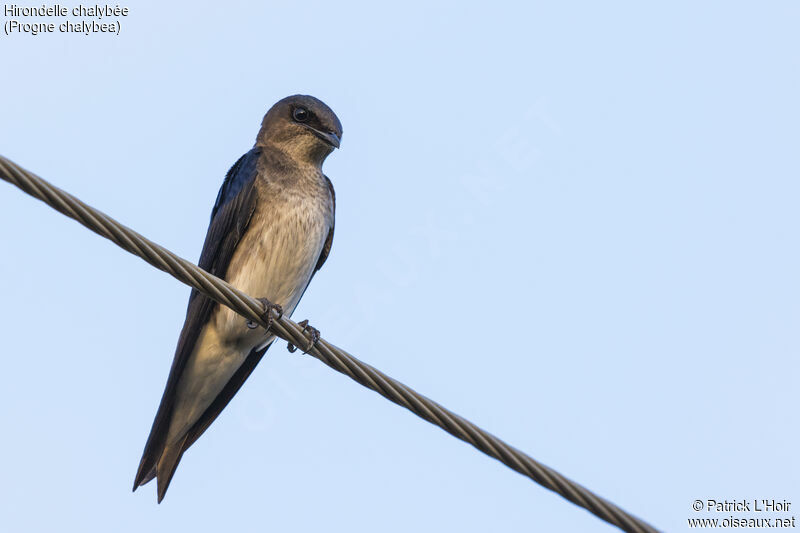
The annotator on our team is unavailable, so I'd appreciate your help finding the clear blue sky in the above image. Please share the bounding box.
[1,2,798,531]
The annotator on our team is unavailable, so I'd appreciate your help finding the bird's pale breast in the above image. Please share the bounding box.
[166,178,332,442]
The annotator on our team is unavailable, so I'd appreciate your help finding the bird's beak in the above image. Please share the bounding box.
[310,127,341,149]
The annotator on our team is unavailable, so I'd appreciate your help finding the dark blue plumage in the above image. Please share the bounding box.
[133,95,342,502]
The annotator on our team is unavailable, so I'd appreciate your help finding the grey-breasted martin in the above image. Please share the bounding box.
[133,95,342,502]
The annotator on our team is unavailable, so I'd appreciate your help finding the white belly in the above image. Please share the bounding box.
[166,197,330,442]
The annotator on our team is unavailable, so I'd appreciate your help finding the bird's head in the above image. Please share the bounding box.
[256,95,343,166]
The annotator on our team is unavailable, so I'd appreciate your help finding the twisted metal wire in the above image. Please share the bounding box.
[0,155,659,533]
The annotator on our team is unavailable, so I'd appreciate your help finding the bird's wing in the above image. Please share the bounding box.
[315,175,335,271]
[133,147,262,492]
[152,172,336,501]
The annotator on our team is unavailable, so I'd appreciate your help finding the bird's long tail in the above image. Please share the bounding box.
[155,434,189,503]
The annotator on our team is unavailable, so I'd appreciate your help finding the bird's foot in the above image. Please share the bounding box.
[287,319,320,354]
[251,298,283,331]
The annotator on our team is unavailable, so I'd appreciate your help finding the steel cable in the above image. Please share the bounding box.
[0,155,659,533]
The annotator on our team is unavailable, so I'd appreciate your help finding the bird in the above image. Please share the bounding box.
[133,95,342,502]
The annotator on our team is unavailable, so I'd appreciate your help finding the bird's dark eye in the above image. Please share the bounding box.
[293,107,309,122]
